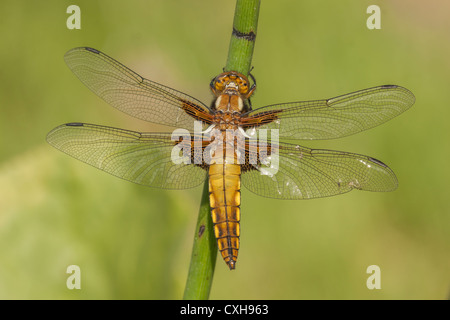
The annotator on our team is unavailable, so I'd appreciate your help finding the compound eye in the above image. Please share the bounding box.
[239,81,249,94]
[215,77,226,90]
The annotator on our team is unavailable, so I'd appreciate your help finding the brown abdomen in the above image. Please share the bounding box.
[208,163,241,270]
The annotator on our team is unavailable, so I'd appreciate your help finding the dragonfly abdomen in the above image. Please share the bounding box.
[208,163,241,270]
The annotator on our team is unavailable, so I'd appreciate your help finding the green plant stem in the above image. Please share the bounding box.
[183,0,261,300]
[183,181,216,300]
[225,0,260,74]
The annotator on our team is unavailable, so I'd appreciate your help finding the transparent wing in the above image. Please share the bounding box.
[242,141,397,199]
[64,47,213,131]
[46,123,207,189]
[242,85,415,140]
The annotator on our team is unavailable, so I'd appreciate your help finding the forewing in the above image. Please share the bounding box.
[47,123,206,189]
[242,141,397,199]
[242,85,415,140]
[64,47,212,131]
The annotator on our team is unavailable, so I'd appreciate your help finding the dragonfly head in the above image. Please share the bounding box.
[210,71,256,100]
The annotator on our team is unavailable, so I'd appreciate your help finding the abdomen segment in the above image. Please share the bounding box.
[208,163,241,270]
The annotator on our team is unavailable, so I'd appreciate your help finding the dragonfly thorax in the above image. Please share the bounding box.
[212,104,242,130]
[214,94,244,113]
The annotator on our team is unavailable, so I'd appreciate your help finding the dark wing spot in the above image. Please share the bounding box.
[369,157,389,168]
[380,85,398,89]
[85,47,100,54]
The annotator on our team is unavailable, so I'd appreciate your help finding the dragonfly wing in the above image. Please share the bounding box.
[47,123,207,189]
[64,47,213,131]
[242,85,415,140]
[241,141,397,199]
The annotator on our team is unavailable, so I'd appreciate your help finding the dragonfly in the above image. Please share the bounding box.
[47,47,415,270]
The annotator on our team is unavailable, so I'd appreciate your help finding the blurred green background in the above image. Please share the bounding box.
[0,0,448,299]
